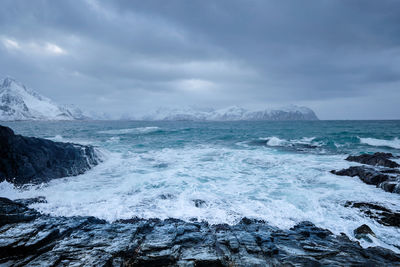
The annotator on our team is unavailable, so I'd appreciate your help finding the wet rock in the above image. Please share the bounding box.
[14,196,47,206]
[159,193,174,200]
[331,166,400,193]
[331,166,390,185]
[354,224,375,242]
[346,152,400,168]
[193,199,207,208]
[0,125,100,185]
[1,197,400,266]
[345,201,400,227]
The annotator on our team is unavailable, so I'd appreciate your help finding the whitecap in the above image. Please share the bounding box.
[49,135,64,142]
[98,127,160,135]
[359,137,400,149]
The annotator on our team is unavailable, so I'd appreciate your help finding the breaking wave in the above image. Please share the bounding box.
[359,137,400,149]
[98,127,161,135]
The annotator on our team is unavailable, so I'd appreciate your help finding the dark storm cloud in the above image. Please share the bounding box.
[0,0,400,119]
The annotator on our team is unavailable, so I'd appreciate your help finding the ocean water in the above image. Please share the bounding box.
[1,120,400,250]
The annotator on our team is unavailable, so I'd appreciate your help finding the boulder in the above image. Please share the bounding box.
[0,125,100,185]
[354,224,375,243]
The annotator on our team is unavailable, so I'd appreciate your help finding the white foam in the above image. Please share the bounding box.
[51,135,64,142]
[261,136,321,147]
[266,136,287,146]
[47,135,93,145]
[359,137,400,149]
[2,144,400,251]
[98,127,160,135]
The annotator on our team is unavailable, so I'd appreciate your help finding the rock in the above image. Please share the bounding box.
[1,197,399,266]
[331,166,400,193]
[14,196,47,206]
[346,152,400,168]
[354,224,375,242]
[0,125,100,185]
[345,201,400,227]
[193,199,207,208]
[331,166,390,185]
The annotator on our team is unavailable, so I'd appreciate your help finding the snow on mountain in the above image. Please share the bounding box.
[141,105,319,121]
[0,77,87,121]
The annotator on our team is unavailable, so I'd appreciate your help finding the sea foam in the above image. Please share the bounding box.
[359,137,400,149]
[98,127,160,135]
[2,144,400,251]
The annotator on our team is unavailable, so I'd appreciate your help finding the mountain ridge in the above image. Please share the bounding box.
[0,77,87,121]
[140,105,319,121]
[0,77,319,121]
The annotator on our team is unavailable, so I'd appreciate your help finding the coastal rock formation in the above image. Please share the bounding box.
[331,152,400,194]
[1,197,399,266]
[331,166,400,193]
[345,201,400,228]
[346,152,400,168]
[0,125,100,185]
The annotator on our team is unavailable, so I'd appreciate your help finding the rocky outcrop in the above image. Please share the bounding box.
[0,125,100,185]
[345,201,400,228]
[346,152,399,168]
[331,166,400,193]
[1,197,399,266]
[331,152,400,194]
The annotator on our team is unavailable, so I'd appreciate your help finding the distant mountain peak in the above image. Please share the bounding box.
[140,105,318,121]
[0,77,88,121]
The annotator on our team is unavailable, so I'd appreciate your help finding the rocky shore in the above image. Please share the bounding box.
[331,152,400,194]
[1,126,400,266]
[0,125,100,185]
[1,197,400,266]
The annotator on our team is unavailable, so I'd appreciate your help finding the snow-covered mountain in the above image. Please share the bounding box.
[0,77,88,121]
[141,105,319,121]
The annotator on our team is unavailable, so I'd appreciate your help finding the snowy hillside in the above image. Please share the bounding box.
[0,77,88,121]
[141,105,319,121]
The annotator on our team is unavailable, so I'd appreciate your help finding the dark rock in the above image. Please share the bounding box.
[331,166,390,185]
[193,199,207,208]
[331,165,400,194]
[346,152,400,168]
[345,201,400,227]
[354,224,375,242]
[14,196,47,206]
[159,193,174,200]
[1,197,400,266]
[0,125,100,185]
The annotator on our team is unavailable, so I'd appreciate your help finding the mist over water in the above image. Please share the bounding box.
[1,120,400,251]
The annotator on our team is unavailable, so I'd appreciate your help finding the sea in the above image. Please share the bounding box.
[1,120,400,251]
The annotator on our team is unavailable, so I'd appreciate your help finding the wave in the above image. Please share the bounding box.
[47,135,93,145]
[359,137,400,149]
[257,136,320,147]
[2,145,400,250]
[98,127,161,135]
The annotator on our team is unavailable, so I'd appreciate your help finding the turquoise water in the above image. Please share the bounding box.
[1,120,400,250]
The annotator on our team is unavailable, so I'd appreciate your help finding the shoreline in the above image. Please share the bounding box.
[1,196,400,266]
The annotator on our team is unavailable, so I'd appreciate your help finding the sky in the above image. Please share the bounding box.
[1,0,400,119]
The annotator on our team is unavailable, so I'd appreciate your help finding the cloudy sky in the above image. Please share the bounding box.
[1,0,400,119]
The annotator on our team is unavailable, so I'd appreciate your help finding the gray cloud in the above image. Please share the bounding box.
[0,0,400,119]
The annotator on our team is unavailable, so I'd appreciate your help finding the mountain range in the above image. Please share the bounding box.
[141,105,318,121]
[0,77,87,121]
[0,77,318,121]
